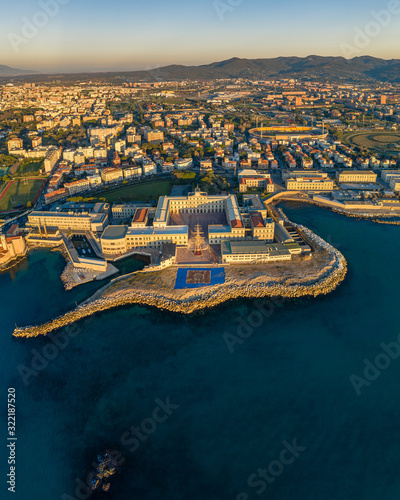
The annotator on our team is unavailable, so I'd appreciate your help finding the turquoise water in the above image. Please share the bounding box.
[1,202,400,500]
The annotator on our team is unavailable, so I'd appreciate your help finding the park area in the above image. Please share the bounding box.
[78,179,172,204]
[0,154,18,177]
[0,178,45,211]
[18,158,44,176]
[344,131,400,153]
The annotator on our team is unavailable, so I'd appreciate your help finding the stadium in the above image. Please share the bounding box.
[249,125,328,142]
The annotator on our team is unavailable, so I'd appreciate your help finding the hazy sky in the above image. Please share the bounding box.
[1,0,400,72]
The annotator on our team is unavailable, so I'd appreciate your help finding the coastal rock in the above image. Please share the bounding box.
[12,220,348,339]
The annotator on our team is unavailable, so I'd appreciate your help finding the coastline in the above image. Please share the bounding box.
[12,221,348,338]
[274,196,400,224]
[0,248,29,273]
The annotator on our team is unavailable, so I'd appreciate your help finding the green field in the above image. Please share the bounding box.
[69,180,172,204]
[0,178,44,211]
[344,131,400,153]
[18,158,44,175]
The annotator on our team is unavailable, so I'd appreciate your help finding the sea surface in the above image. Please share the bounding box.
[1,202,400,500]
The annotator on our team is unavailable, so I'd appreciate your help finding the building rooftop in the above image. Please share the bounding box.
[250,213,265,228]
[339,170,376,176]
[208,225,232,233]
[132,208,148,223]
[222,240,291,256]
[101,225,128,240]
[127,227,154,236]
[243,194,265,212]
[91,213,107,223]
[222,240,268,255]
[154,226,188,235]
[127,225,188,236]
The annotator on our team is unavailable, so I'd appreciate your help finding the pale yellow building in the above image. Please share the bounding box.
[144,130,164,142]
[286,177,334,191]
[238,170,274,193]
[0,233,26,266]
[250,213,275,242]
[100,167,123,184]
[336,170,377,183]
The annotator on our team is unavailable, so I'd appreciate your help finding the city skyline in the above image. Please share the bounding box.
[1,0,400,73]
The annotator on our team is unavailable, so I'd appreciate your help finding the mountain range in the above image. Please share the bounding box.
[0,65,34,77]
[1,56,400,82]
[132,56,400,83]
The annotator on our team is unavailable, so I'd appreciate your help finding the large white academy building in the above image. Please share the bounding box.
[100,189,276,256]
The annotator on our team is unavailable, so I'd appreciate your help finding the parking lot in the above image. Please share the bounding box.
[70,234,98,259]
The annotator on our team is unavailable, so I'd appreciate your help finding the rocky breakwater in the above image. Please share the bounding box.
[12,226,347,339]
[276,197,400,224]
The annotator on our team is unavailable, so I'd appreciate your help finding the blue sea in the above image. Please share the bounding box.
[1,202,400,500]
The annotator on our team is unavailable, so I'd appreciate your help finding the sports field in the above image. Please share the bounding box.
[344,131,400,153]
[0,178,45,211]
[174,267,225,289]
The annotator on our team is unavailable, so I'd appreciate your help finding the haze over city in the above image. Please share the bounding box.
[1,0,400,72]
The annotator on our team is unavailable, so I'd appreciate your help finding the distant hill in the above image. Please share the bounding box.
[124,56,400,83]
[2,56,400,83]
[0,65,34,77]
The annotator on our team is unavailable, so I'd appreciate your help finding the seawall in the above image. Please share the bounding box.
[12,222,347,339]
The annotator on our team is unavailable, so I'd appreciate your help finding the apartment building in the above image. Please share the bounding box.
[101,167,123,184]
[144,130,164,142]
[123,166,142,179]
[44,188,69,205]
[64,178,90,195]
[7,138,23,152]
[44,148,61,173]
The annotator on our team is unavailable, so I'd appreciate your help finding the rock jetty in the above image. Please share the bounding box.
[275,196,400,224]
[12,221,347,339]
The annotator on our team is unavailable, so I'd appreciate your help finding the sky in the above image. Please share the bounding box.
[1,0,400,73]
